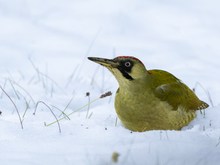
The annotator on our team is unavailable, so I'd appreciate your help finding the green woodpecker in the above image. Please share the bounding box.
[88,56,209,131]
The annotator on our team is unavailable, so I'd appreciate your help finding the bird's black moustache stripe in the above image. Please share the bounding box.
[117,67,134,80]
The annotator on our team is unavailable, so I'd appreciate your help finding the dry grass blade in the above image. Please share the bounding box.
[193,82,214,107]
[34,101,62,133]
[0,79,8,98]
[51,105,71,120]
[86,92,91,119]
[22,98,30,122]
[28,58,66,94]
[216,137,220,147]
[9,80,20,100]
[65,65,79,88]
[0,85,23,129]
[46,91,112,126]
[9,79,36,104]
[58,96,74,117]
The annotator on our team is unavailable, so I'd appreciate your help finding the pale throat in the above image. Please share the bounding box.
[109,67,150,93]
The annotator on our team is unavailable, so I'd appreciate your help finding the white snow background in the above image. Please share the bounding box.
[0,0,220,165]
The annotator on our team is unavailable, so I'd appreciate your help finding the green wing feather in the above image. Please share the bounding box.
[148,70,209,111]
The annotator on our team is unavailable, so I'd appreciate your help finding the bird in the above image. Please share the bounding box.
[88,56,209,132]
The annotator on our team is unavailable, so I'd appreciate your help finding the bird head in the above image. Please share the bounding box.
[88,56,148,88]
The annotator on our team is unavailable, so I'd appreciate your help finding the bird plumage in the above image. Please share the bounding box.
[88,56,209,131]
[147,69,208,111]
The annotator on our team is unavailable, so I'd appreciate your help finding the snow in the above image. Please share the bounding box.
[0,0,220,165]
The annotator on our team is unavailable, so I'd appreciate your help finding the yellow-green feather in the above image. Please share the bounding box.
[148,70,209,111]
[88,56,209,131]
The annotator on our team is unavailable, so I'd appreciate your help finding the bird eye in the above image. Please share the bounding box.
[124,61,131,68]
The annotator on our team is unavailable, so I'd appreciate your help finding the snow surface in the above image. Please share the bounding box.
[0,0,220,165]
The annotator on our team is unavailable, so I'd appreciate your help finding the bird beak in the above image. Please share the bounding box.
[88,57,118,68]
